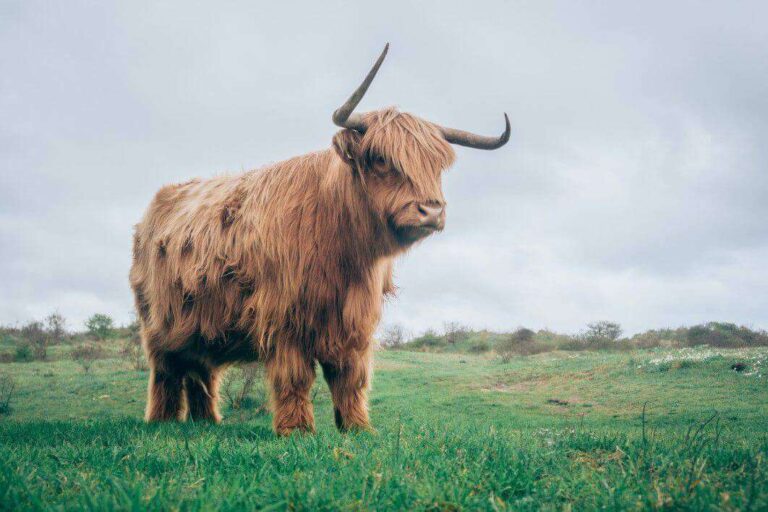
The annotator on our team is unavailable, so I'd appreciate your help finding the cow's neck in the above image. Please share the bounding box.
[315,154,394,280]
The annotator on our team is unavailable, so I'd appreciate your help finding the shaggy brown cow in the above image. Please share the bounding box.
[129,44,509,434]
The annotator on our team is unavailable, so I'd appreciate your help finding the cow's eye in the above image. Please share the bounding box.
[368,153,389,175]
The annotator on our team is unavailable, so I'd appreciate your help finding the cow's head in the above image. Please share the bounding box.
[331,44,510,249]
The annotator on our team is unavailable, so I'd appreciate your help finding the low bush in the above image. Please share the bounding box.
[14,344,34,362]
[85,314,114,341]
[70,344,106,373]
[120,321,147,371]
[498,328,549,361]
[443,322,471,346]
[0,332,17,346]
[559,337,589,351]
[45,312,67,345]
[409,330,445,350]
[628,331,665,349]
[21,321,48,360]
[468,340,490,353]
[686,322,768,348]
[222,364,266,411]
[379,324,406,348]
[583,321,623,343]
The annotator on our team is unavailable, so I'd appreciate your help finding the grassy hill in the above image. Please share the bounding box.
[1,346,767,510]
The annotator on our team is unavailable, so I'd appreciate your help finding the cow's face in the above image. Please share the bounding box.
[330,45,509,248]
[361,145,447,247]
[333,109,456,247]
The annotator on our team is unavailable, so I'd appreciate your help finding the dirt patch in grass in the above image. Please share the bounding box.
[482,376,551,393]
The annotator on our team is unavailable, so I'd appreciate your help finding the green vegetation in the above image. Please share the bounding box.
[1,334,767,510]
[398,321,768,354]
[85,314,115,341]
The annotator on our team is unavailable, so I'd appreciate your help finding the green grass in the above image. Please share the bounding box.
[1,347,767,510]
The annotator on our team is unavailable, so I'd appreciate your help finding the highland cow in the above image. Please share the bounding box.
[129,44,510,434]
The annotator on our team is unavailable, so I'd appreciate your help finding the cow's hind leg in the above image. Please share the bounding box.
[321,346,372,432]
[185,365,222,423]
[266,344,316,435]
[145,352,186,422]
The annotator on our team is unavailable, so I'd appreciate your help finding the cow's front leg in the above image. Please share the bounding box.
[266,344,316,435]
[321,347,372,432]
[145,351,186,422]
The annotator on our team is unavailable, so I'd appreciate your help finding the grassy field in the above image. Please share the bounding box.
[1,345,767,510]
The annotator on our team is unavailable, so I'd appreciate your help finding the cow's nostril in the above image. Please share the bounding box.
[416,203,445,229]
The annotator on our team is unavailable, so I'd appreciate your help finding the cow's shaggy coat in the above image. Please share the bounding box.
[130,108,457,433]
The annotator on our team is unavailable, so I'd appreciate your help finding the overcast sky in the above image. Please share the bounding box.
[2,1,767,335]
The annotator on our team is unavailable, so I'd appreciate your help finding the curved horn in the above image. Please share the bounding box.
[439,113,511,150]
[332,43,389,132]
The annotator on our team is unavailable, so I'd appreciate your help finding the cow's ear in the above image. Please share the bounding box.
[332,129,363,169]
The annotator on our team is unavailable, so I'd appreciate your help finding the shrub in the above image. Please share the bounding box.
[584,321,623,343]
[70,344,105,373]
[443,322,471,345]
[735,325,768,346]
[559,336,590,351]
[0,331,17,346]
[14,344,34,362]
[0,373,15,415]
[561,322,626,351]
[410,329,445,350]
[121,321,147,371]
[612,340,636,351]
[687,325,714,346]
[380,324,406,348]
[468,340,490,353]
[536,330,574,350]
[45,312,66,344]
[497,328,547,360]
[222,364,266,411]
[686,322,768,348]
[21,321,48,360]
[628,331,665,349]
[85,314,114,341]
